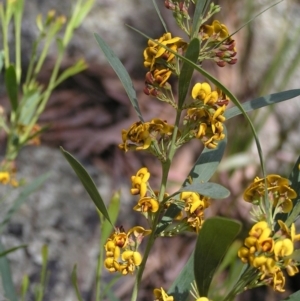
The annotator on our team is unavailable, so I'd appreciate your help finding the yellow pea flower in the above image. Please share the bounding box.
[274,238,294,260]
[133,196,159,213]
[153,287,174,301]
[0,171,10,185]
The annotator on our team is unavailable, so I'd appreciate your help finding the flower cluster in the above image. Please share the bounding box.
[243,174,297,213]
[131,167,160,214]
[104,226,151,275]
[199,20,237,67]
[180,191,211,233]
[119,119,175,158]
[238,220,300,292]
[143,32,186,94]
[183,82,228,149]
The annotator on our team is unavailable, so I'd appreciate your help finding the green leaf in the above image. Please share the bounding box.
[61,147,112,224]
[0,172,50,234]
[183,127,227,186]
[5,65,19,111]
[71,265,84,301]
[178,38,199,109]
[180,182,230,199]
[17,90,41,125]
[168,253,194,301]
[101,191,120,242]
[94,33,143,122]
[0,244,27,258]
[224,89,300,120]
[281,290,300,301]
[194,217,241,297]
[0,240,18,301]
[54,59,87,88]
[191,0,211,39]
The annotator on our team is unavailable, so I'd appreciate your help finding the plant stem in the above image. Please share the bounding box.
[130,110,182,301]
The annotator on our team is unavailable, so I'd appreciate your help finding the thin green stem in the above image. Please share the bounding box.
[131,111,182,301]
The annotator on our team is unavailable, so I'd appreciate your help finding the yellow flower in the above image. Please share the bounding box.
[143,32,186,70]
[0,171,10,185]
[131,167,150,197]
[284,258,299,276]
[110,228,128,248]
[191,82,218,105]
[248,221,269,238]
[104,240,120,259]
[133,196,159,213]
[274,238,294,260]
[153,287,174,301]
[119,250,143,274]
[127,226,152,238]
[119,119,174,152]
[119,121,152,152]
[243,174,296,212]
[201,20,230,41]
[271,270,285,292]
[121,250,142,266]
[153,68,172,87]
[196,298,210,301]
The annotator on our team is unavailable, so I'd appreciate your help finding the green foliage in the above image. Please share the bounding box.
[194,217,241,297]
[178,38,200,109]
[5,65,18,112]
[94,33,144,122]
[61,147,112,225]
[0,239,18,301]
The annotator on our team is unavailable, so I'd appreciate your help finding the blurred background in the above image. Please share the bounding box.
[1,0,300,300]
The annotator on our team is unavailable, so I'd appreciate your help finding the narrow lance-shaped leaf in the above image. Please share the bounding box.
[0,240,18,301]
[178,38,199,109]
[168,253,194,301]
[224,89,300,120]
[94,33,143,122]
[61,147,112,225]
[5,65,18,112]
[194,217,241,297]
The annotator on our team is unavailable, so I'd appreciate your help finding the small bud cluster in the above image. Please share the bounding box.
[199,20,237,67]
